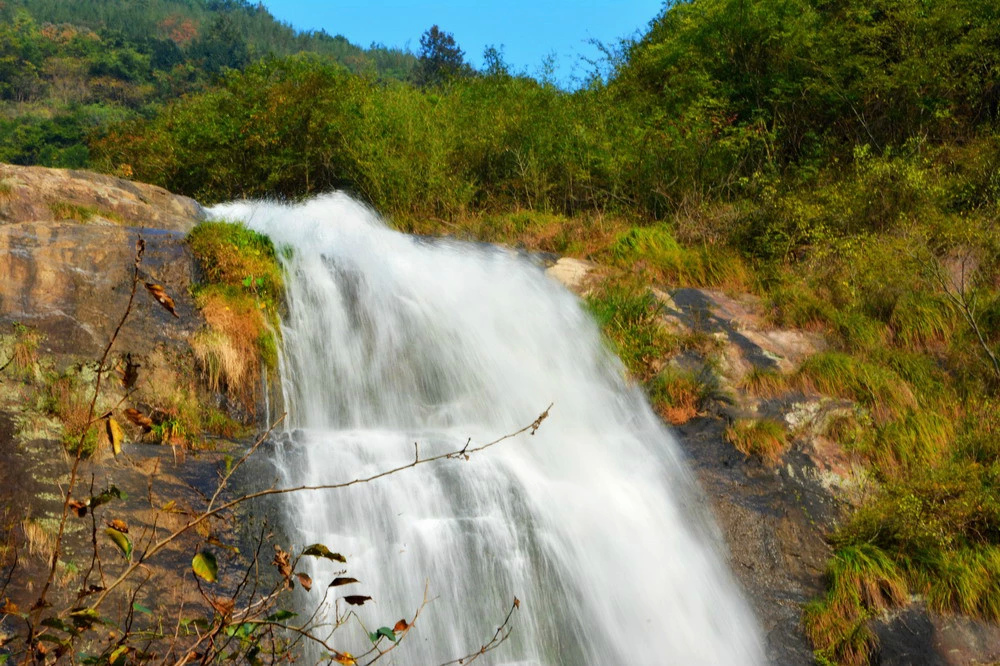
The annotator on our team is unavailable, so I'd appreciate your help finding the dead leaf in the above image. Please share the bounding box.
[272,545,292,588]
[124,408,153,432]
[295,572,312,591]
[122,353,140,389]
[105,416,125,456]
[105,519,128,534]
[342,595,371,606]
[331,652,355,665]
[329,577,359,587]
[513,597,520,609]
[210,597,234,617]
[393,619,409,633]
[68,499,88,518]
[1,598,19,614]
[144,282,179,318]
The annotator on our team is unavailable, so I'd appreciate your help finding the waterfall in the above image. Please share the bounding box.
[209,194,764,665]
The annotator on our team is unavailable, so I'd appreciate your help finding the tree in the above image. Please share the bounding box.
[413,25,468,87]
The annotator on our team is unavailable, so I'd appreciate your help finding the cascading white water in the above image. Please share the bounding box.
[209,194,764,665]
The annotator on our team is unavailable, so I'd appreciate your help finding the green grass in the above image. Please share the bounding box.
[803,544,907,666]
[602,225,750,289]
[586,278,676,382]
[740,366,789,398]
[47,201,122,223]
[188,220,284,312]
[888,291,958,350]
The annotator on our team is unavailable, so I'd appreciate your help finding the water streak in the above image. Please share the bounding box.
[209,194,764,665]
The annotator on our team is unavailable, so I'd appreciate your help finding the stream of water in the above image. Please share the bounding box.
[209,194,764,665]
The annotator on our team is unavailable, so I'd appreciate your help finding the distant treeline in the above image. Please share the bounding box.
[94,0,999,231]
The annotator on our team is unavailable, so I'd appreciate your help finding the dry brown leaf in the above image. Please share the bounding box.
[124,408,153,432]
[105,519,128,534]
[144,282,179,318]
[295,572,312,591]
[210,597,235,617]
[342,595,371,606]
[272,545,292,588]
[393,619,409,633]
[68,499,88,518]
[122,353,140,389]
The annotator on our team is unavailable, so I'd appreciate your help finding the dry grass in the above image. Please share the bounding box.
[21,519,56,562]
[649,369,703,425]
[724,418,789,464]
[7,323,41,378]
[192,289,268,410]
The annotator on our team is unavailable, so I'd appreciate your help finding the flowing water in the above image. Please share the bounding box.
[209,194,764,665]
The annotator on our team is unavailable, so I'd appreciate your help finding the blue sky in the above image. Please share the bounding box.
[261,1,665,85]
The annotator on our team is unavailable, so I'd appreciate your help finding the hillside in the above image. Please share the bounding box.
[0,0,415,167]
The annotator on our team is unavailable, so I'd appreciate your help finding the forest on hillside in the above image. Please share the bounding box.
[4,0,1000,664]
[0,0,414,166]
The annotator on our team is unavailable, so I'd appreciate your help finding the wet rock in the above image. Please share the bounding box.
[875,603,1000,665]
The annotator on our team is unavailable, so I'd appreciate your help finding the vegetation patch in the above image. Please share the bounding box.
[724,418,789,465]
[647,367,706,425]
[586,278,675,382]
[47,201,122,224]
[602,225,750,290]
[740,366,789,398]
[188,220,283,413]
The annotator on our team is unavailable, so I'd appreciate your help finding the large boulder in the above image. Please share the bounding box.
[0,164,205,356]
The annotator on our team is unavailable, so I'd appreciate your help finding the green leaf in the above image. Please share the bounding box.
[68,608,105,629]
[109,645,128,666]
[302,544,346,563]
[265,610,297,622]
[224,622,256,639]
[369,627,396,643]
[132,602,153,616]
[91,485,126,509]
[41,617,76,634]
[192,551,218,583]
[104,528,132,561]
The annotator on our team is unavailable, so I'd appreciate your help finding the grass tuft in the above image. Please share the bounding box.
[740,366,789,398]
[724,418,789,464]
[48,201,122,223]
[647,367,706,425]
[603,225,750,289]
[586,278,675,381]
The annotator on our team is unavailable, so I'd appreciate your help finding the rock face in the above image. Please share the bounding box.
[0,165,233,642]
[0,163,203,232]
[0,164,205,357]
